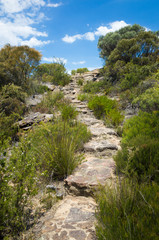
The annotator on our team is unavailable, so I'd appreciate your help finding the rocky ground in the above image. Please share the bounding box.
[23,70,135,240]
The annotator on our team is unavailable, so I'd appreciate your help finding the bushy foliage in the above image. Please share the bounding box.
[83,81,106,94]
[0,84,26,116]
[60,104,78,121]
[114,111,159,182]
[96,180,159,240]
[71,69,76,75]
[98,24,159,98]
[71,68,89,75]
[98,24,144,60]
[25,120,91,180]
[122,111,159,145]
[32,91,64,113]
[133,85,159,112]
[0,84,27,142]
[35,62,70,86]
[0,139,37,239]
[88,95,123,126]
[78,93,92,101]
[0,44,41,90]
[77,78,84,86]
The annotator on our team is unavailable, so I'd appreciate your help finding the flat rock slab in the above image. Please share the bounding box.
[31,196,97,240]
[18,112,53,130]
[89,125,117,137]
[26,94,43,106]
[65,157,115,195]
[84,139,118,152]
[77,116,100,125]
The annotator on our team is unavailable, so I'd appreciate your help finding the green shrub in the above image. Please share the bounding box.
[114,111,159,182]
[0,84,27,142]
[128,139,159,183]
[76,68,89,74]
[71,70,76,75]
[122,111,159,145]
[106,108,124,127]
[60,104,78,121]
[0,84,27,116]
[35,63,70,86]
[78,93,91,101]
[83,81,105,94]
[77,78,84,86]
[88,95,123,126]
[26,120,91,180]
[96,180,159,240]
[33,91,64,113]
[115,138,159,183]
[133,85,159,112]
[0,112,19,143]
[0,139,37,239]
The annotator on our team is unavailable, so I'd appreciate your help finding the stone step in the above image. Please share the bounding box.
[30,196,96,240]
[65,156,115,196]
[84,139,118,152]
[88,125,117,137]
[77,116,102,126]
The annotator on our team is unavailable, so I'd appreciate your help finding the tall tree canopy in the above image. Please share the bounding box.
[98,24,159,87]
[98,24,145,60]
[0,44,42,89]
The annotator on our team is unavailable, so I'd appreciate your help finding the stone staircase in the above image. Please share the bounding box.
[27,73,120,240]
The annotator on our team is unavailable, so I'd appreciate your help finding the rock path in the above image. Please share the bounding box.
[27,73,121,240]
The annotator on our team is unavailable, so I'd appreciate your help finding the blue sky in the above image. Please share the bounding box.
[0,0,159,73]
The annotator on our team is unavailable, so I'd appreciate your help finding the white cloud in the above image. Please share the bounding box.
[62,34,82,43]
[47,2,62,8]
[21,37,51,47]
[62,20,129,43]
[72,61,86,65]
[43,57,67,64]
[0,0,54,48]
[95,21,129,36]
[0,0,45,14]
[84,32,95,41]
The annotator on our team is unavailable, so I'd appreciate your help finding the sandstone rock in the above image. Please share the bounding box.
[84,139,118,152]
[29,196,96,240]
[65,156,115,195]
[26,94,43,106]
[89,125,117,136]
[18,112,53,130]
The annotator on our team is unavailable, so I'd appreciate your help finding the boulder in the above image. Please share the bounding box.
[18,112,53,130]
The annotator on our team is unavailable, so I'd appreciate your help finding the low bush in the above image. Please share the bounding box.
[77,78,84,86]
[26,120,91,180]
[0,84,27,116]
[88,95,123,126]
[0,84,27,142]
[78,93,92,102]
[60,104,78,121]
[32,91,64,113]
[83,81,105,94]
[96,180,159,240]
[0,139,37,239]
[76,68,89,74]
[122,111,159,145]
[114,111,159,182]
[115,138,159,183]
[133,85,159,112]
